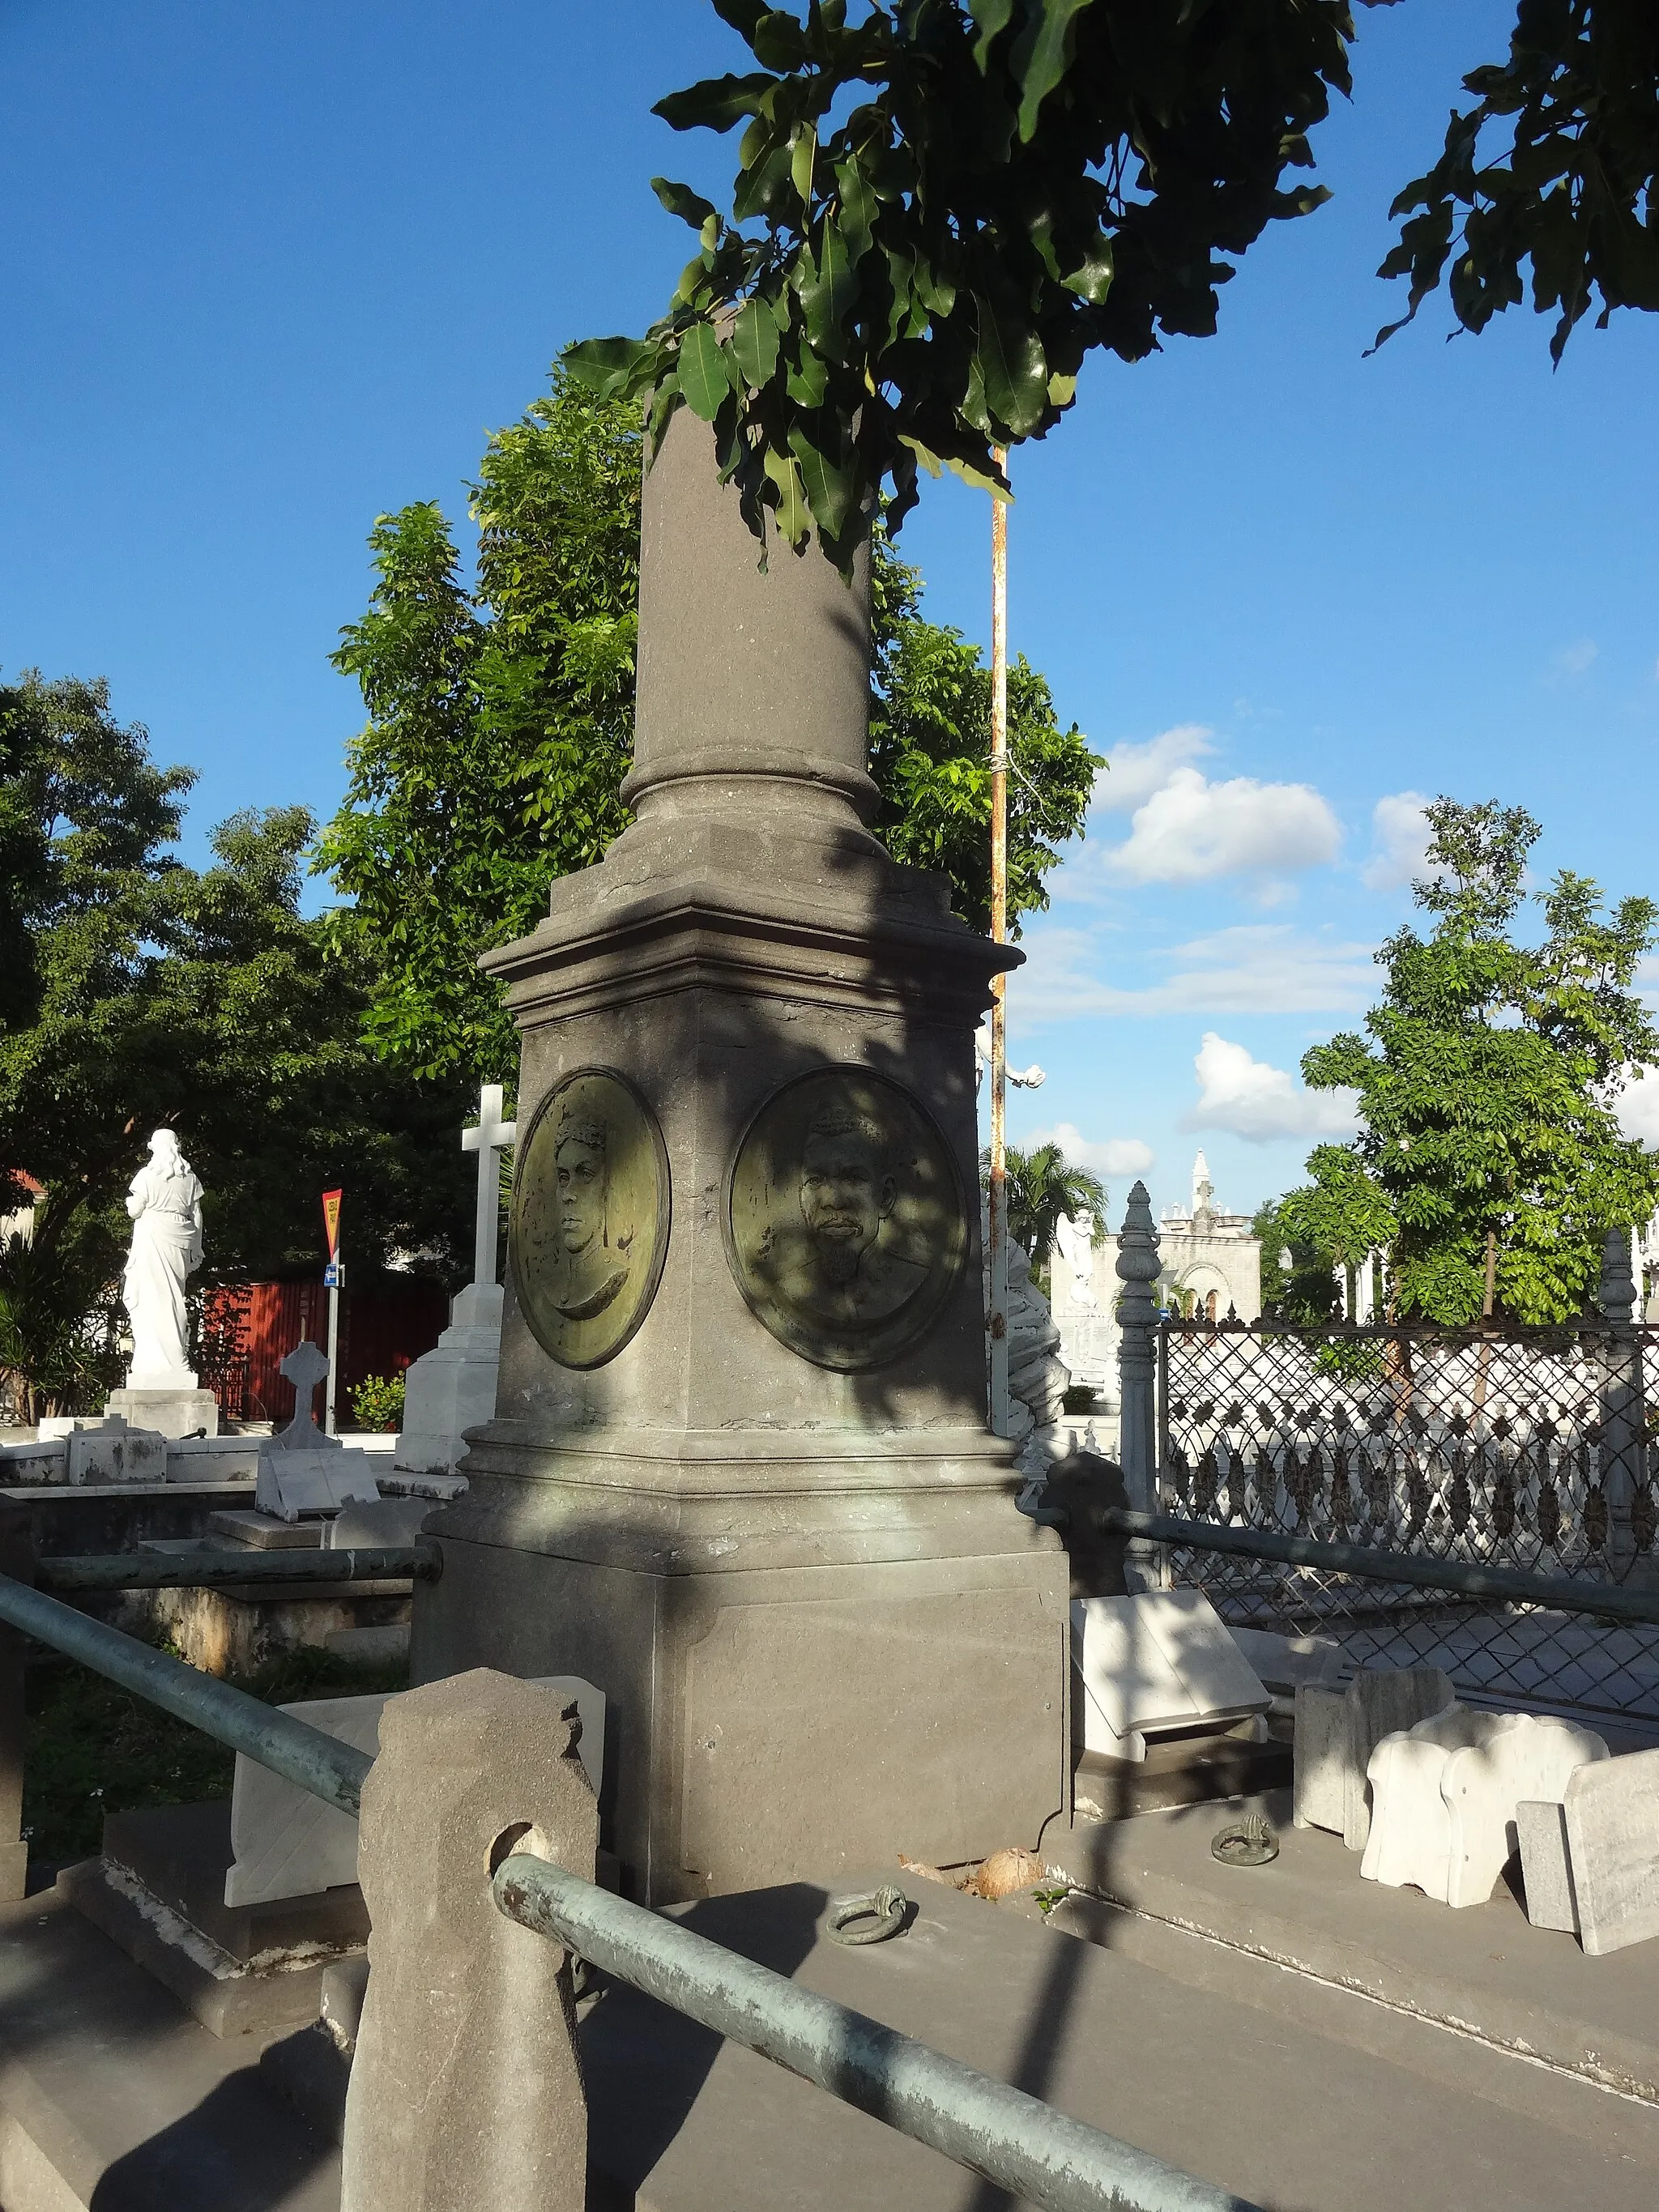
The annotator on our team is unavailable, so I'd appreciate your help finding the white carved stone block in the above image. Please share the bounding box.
[394,1281,502,1479]
[1363,1708,1608,1907]
[225,1678,606,1909]
[1072,1591,1268,1761]
[1561,1745,1659,1956]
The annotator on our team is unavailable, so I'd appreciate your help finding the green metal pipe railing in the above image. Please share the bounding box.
[497,1852,1256,2212]
[1096,1507,1659,1627]
[0,1566,1259,2212]
[0,1571,370,1817]
[35,1542,440,1592]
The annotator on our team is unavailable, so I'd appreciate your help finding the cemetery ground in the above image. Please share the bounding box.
[6,1749,1659,2208]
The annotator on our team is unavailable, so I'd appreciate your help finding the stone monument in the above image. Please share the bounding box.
[412,406,1068,1903]
[394,1084,516,1480]
[104,1128,219,1437]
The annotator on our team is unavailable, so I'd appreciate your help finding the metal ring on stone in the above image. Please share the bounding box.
[1210,1816,1279,1868]
[825,1886,910,1945]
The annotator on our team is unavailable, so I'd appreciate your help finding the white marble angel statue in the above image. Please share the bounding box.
[122,1129,205,1383]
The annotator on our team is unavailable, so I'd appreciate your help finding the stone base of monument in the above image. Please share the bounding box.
[104,1383,220,1439]
[392,1280,501,1479]
[416,1439,1068,1905]
[60,1800,367,2039]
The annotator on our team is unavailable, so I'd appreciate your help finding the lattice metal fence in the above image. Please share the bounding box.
[1158,1318,1659,1731]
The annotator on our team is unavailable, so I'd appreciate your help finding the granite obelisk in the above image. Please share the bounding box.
[412,407,1068,1902]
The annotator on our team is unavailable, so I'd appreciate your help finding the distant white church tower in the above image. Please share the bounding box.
[1158,1151,1261,1322]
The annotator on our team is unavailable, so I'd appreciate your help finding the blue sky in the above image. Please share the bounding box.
[4,3,1657,1229]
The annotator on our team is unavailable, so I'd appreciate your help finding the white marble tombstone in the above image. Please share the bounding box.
[1071,1590,1269,1760]
[394,1087,516,1479]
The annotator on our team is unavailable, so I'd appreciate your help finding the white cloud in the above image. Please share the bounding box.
[1183,1032,1359,1144]
[1092,724,1214,813]
[1362,791,1433,891]
[1010,923,1377,1026]
[1550,637,1598,678]
[1616,1068,1659,1147]
[1102,765,1341,885]
[1024,1121,1154,1178]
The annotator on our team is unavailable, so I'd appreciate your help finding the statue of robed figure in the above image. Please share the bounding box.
[122,1129,205,1383]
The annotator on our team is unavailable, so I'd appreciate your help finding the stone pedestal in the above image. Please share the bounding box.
[394,1281,503,1477]
[413,409,1068,1903]
[107,1370,220,1438]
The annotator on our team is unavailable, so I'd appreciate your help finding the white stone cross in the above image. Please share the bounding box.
[462,1084,518,1289]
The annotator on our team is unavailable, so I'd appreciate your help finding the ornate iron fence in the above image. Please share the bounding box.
[1157,1318,1659,1731]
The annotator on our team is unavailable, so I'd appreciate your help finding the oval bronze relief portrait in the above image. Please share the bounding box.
[511,1068,670,1370]
[726,1066,966,1371]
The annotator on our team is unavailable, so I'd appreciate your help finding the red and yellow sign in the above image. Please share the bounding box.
[322,1188,343,1259]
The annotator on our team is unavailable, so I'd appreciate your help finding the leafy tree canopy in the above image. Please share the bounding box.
[319,369,1098,1083]
[569,2,1659,563]
[0,676,474,1416]
[569,0,1375,563]
[1296,798,1659,1325]
[1252,1194,1342,1327]
[1375,0,1659,360]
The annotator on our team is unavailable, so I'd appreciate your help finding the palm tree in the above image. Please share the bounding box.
[983,1141,1108,1269]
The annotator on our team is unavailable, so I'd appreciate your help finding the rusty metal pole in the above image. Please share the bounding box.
[987,450,1011,1437]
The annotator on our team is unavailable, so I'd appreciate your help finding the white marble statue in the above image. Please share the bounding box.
[122,1130,204,1384]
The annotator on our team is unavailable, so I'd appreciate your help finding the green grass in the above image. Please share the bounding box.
[23,1643,408,1865]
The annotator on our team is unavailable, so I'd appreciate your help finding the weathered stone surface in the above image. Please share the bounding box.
[67,1417,168,1484]
[339,1669,597,2212]
[1293,1684,1350,1835]
[1517,1797,1579,1933]
[1363,1708,1608,1907]
[1072,1590,1268,1759]
[1563,1746,1659,1957]
[1344,1666,1456,1852]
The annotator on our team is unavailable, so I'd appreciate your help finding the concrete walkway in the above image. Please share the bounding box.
[582,1838,1659,2210]
[5,1815,1655,2211]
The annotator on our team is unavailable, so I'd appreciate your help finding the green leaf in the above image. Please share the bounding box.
[835,152,877,263]
[968,0,1017,65]
[650,177,717,230]
[753,11,808,71]
[561,336,659,402]
[761,443,811,548]
[787,419,856,544]
[732,296,781,386]
[974,290,1048,435]
[1062,229,1113,305]
[1009,0,1094,143]
[791,122,817,208]
[676,322,731,422]
[710,0,768,32]
[797,219,858,352]
[784,340,829,406]
[653,73,776,134]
